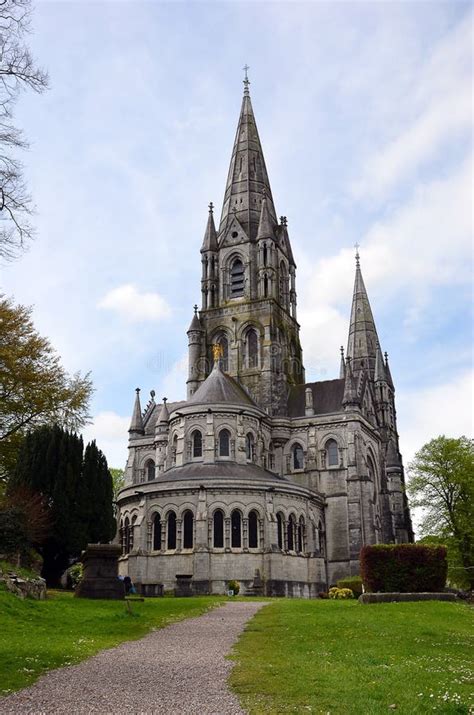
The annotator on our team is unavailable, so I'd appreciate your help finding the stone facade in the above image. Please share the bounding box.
[116,80,413,597]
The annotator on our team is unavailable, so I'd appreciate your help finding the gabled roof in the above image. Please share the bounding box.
[288,379,345,417]
[189,362,256,407]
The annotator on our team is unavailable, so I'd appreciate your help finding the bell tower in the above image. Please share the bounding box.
[188,72,304,415]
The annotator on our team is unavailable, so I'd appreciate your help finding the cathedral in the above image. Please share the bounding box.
[116,77,413,598]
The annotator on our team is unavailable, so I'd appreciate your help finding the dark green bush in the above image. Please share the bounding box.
[360,544,447,593]
[337,576,363,597]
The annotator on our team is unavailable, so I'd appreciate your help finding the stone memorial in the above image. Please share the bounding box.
[75,543,124,599]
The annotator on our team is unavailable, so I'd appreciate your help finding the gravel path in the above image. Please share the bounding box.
[0,600,267,715]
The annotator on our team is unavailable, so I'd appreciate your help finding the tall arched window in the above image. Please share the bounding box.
[248,510,259,548]
[213,509,224,548]
[146,459,155,481]
[124,517,130,554]
[213,334,229,371]
[246,433,254,462]
[245,328,258,368]
[318,521,325,556]
[263,274,268,297]
[219,429,230,457]
[167,511,176,550]
[326,439,339,467]
[192,430,203,458]
[298,516,305,553]
[153,513,161,551]
[287,514,296,551]
[172,434,178,465]
[277,513,284,549]
[231,509,242,548]
[230,258,245,297]
[292,443,304,470]
[183,510,194,549]
[279,261,288,306]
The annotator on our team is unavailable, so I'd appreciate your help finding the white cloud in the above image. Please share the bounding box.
[82,411,130,469]
[98,284,171,323]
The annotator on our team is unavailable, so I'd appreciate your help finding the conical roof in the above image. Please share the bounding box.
[218,84,277,241]
[200,203,218,253]
[157,398,169,424]
[188,361,256,407]
[346,255,380,378]
[129,388,144,434]
[187,305,202,333]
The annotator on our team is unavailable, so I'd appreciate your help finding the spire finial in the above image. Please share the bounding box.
[354,242,360,267]
[163,397,167,404]
[243,64,250,95]
[208,201,214,214]
[340,345,344,358]
[384,351,389,363]
[135,387,140,394]
[193,304,198,315]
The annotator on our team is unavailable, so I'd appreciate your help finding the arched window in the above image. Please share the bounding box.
[277,513,284,549]
[172,434,178,465]
[203,256,208,279]
[213,334,229,371]
[298,516,305,553]
[268,442,276,471]
[230,258,245,297]
[292,443,304,470]
[146,459,155,481]
[327,439,339,467]
[153,513,161,551]
[192,430,203,458]
[124,517,130,554]
[213,509,224,548]
[246,433,254,462]
[263,243,268,267]
[318,521,325,556]
[167,511,176,550]
[183,510,194,549]
[231,509,242,548]
[263,274,268,297]
[287,514,296,551]
[245,328,258,368]
[248,510,259,548]
[219,429,230,458]
[279,261,288,306]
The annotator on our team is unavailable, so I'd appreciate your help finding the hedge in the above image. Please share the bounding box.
[360,544,448,593]
[336,576,363,597]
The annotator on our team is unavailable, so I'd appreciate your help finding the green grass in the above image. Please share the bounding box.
[230,600,474,715]
[0,585,221,695]
[0,559,40,580]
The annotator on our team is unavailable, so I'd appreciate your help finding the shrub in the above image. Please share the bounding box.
[360,544,448,593]
[68,563,83,588]
[337,576,363,597]
[227,579,240,595]
[318,591,329,599]
[328,587,354,599]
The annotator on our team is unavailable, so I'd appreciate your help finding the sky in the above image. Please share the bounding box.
[1,1,472,503]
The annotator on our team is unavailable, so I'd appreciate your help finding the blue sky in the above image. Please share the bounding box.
[1,0,472,481]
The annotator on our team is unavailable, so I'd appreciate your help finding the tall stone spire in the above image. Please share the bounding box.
[218,74,277,241]
[346,250,380,378]
[129,388,144,435]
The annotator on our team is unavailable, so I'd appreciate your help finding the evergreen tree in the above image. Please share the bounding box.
[9,425,116,585]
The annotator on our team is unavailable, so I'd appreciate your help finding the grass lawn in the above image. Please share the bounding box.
[230,599,473,715]
[0,585,221,696]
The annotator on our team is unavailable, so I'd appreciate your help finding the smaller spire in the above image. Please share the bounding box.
[374,343,386,382]
[187,305,202,333]
[257,189,275,240]
[243,63,250,95]
[129,387,144,435]
[157,396,169,424]
[384,352,394,390]
[339,346,345,379]
[200,202,218,253]
[342,356,360,408]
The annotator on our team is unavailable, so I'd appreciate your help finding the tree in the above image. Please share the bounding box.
[0,295,93,482]
[408,436,474,590]
[9,425,116,585]
[0,0,48,260]
[110,467,125,502]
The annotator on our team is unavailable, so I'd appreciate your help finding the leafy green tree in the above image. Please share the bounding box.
[408,436,474,590]
[0,296,93,483]
[110,468,125,501]
[9,425,115,585]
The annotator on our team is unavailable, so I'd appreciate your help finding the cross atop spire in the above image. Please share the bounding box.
[243,64,250,95]
[208,201,214,214]
[354,242,360,267]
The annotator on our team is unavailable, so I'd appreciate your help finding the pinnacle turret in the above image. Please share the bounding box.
[200,202,218,253]
[374,343,386,383]
[256,189,276,240]
[129,388,144,435]
[339,346,346,379]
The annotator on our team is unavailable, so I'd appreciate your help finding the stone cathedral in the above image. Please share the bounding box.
[117,78,413,597]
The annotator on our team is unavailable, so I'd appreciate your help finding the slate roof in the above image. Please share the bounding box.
[154,461,288,485]
[141,400,187,436]
[287,379,345,418]
[188,364,256,408]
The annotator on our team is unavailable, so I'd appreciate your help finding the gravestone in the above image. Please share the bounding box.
[175,574,193,597]
[75,544,124,599]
